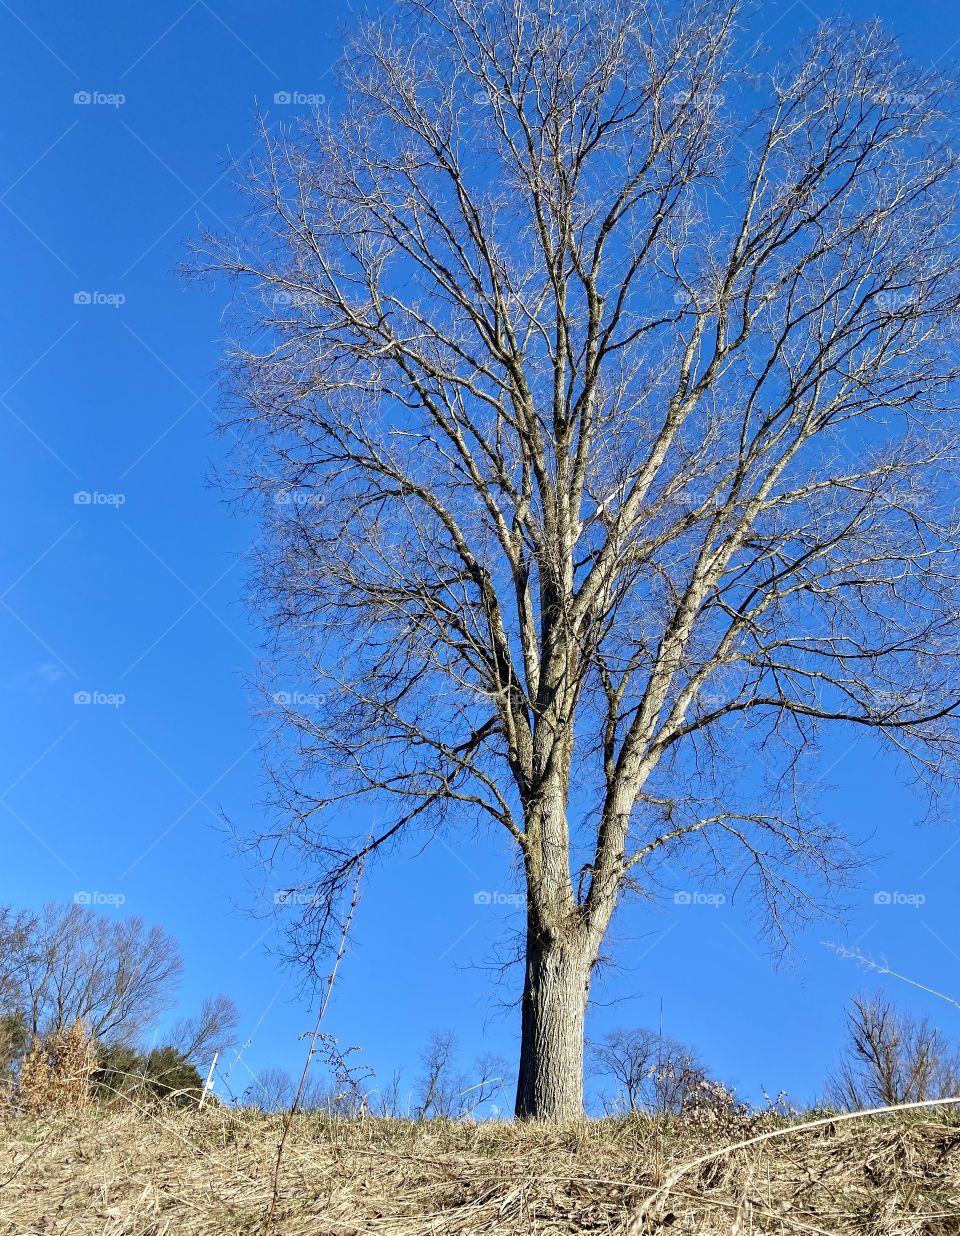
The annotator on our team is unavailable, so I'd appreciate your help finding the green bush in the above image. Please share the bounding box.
[91,1042,204,1105]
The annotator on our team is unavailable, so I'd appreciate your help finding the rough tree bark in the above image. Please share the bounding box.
[199,0,960,1119]
[516,928,594,1120]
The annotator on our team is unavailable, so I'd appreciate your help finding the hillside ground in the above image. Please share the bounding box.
[2,1105,960,1234]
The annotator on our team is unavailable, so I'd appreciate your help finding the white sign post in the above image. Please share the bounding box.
[199,1051,218,1110]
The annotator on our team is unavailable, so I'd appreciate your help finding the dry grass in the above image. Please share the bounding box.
[1,1104,959,1235]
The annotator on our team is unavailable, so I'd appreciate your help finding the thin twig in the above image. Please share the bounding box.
[261,859,364,1234]
[824,942,960,1012]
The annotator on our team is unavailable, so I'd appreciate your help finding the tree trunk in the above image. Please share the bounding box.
[514,927,593,1120]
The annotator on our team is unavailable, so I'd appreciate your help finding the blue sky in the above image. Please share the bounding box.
[3,0,960,1115]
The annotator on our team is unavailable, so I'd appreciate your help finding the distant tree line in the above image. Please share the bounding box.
[244,992,960,1122]
[246,1030,508,1120]
[3,901,953,1120]
[590,993,960,1118]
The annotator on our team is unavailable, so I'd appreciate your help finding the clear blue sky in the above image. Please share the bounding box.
[3,0,960,1115]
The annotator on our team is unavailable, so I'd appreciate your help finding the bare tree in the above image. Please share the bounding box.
[589,1026,739,1116]
[413,1031,458,1120]
[200,0,960,1118]
[169,995,240,1064]
[591,1027,659,1113]
[589,1027,720,1115]
[0,907,33,1012]
[247,1066,296,1111]
[0,903,183,1044]
[371,1068,407,1119]
[413,1030,506,1119]
[828,993,960,1109]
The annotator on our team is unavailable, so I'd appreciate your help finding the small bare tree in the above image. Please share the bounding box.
[828,993,960,1109]
[201,0,960,1118]
[0,907,33,1012]
[583,1028,736,1117]
[248,1066,296,1111]
[590,1027,720,1115]
[169,994,240,1064]
[413,1030,506,1119]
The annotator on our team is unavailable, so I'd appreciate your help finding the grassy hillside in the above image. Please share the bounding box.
[2,1107,959,1234]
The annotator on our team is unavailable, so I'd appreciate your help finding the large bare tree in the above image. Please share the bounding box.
[0,903,181,1043]
[202,0,960,1118]
[0,904,239,1064]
